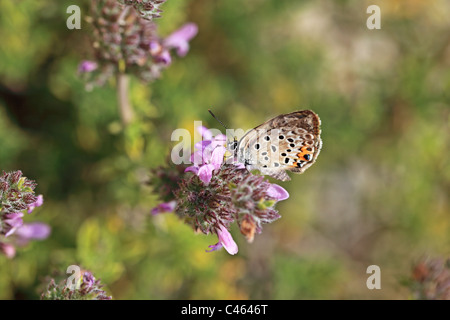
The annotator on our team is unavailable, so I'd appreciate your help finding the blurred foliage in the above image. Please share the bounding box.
[0,0,449,299]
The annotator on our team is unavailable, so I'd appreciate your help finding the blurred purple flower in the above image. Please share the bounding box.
[78,60,98,73]
[83,272,96,289]
[151,200,176,215]
[149,23,198,67]
[164,23,198,57]
[82,2,198,87]
[15,222,51,245]
[149,41,172,65]
[0,242,15,259]
[41,267,112,300]
[0,170,49,258]
[3,212,24,237]
[27,194,44,213]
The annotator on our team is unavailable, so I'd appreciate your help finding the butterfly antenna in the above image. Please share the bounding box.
[208,109,228,130]
[208,109,239,155]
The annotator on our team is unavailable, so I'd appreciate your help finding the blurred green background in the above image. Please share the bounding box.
[0,0,449,299]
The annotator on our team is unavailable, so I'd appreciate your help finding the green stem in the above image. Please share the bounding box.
[117,73,133,126]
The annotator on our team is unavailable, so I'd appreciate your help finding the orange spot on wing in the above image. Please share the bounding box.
[297,146,314,162]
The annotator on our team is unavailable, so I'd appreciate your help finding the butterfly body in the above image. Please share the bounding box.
[232,110,322,181]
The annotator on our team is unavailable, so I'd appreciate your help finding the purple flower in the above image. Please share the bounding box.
[150,200,176,215]
[206,225,238,255]
[206,242,223,253]
[150,126,291,255]
[78,60,98,73]
[27,194,44,213]
[3,212,24,237]
[149,41,172,65]
[196,147,226,184]
[217,225,238,255]
[41,267,112,300]
[83,272,96,289]
[164,23,198,57]
[149,23,198,67]
[185,126,227,185]
[14,222,51,245]
[81,2,197,87]
[0,170,49,257]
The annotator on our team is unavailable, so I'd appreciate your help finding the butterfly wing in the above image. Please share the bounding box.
[236,110,322,181]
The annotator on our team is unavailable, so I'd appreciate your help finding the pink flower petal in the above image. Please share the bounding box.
[156,49,172,65]
[194,140,211,152]
[266,184,289,201]
[15,222,51,240]
[4,212,24,220]
[0,243,15,259]
[78,60,98,73]
[3,215,24,237]
[27,195,44,213]
[234,163,246,169]
[190,150,205,165]
[217,225,238,255]
[164,23,198,57]
[184,166,199,174]
[197,126,213,141]
[210,146,226,170]
[206,242,223,253]
[198,164,215,185]
[151,201,177,215]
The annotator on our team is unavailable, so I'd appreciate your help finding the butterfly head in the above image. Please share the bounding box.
[226,135,239,158]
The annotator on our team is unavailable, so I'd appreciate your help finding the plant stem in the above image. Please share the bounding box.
[117,73,133,125]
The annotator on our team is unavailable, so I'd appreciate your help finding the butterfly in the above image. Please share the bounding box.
[229,110,322,181]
